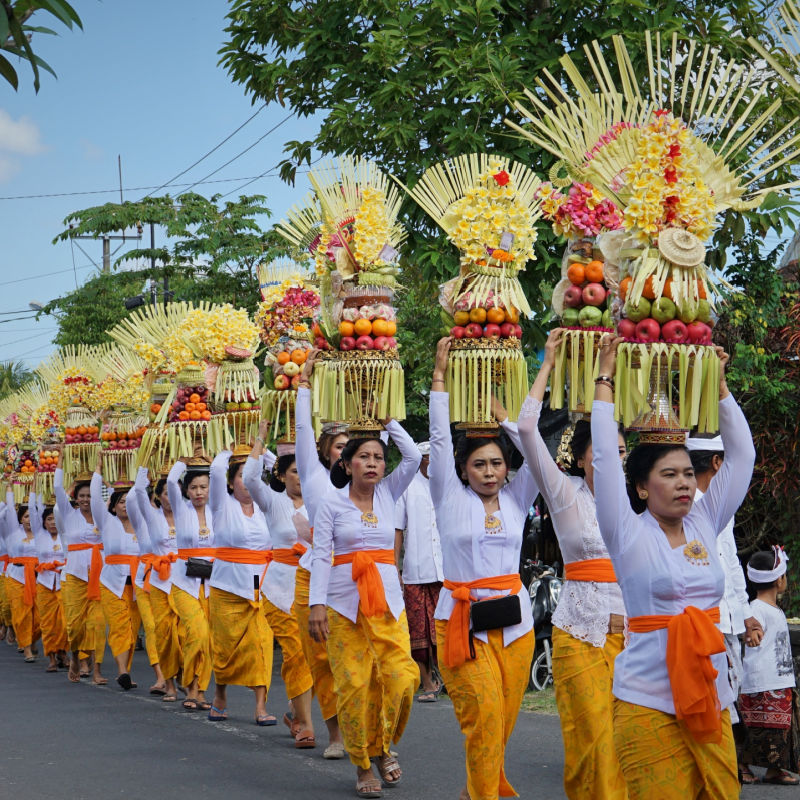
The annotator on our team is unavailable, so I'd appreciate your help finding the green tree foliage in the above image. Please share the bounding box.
[1,0,82,91]
[0,359,33,400]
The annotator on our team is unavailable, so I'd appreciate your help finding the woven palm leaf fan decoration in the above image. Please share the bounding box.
[256,256,320,443]
[402,154,541,428]
[277,158,406,435]
[747,0,800,93]
[507,32,800,437]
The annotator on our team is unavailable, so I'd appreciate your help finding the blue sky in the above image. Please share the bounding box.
[0,0,318,367]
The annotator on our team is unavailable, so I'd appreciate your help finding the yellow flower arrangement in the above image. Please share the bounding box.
[178,305,260,363]
[93,372,149,413]
[133,340,168,372]
[48,367,99,416]
[353,186,393,269]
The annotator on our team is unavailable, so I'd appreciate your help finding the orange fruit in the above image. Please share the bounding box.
[338,320,355,337]
[88,426,99,435]
[504,307,520,323]
[189,410,202,421]
[566,263,585,285]
[642,276,657,300]
[277,351,291,365]
[469,307,487,324]
[178,411,190,421]
[185,402,196,412]
[77,425,87,435]
[662,277,675,302]
[372,318,389,337]
[353,318,373,336]
[24,459,32,467]
[150,403,162,414]
[385,320,397,336]
[107,431,117,441]
[189,393,201,404]
[201,410,212,421]
[697,279,707,300]
[196,402,207,412]
[312,322,322,337]
[291,349,307,365]
[585,260,604,282]
[619,276,632,301]
[453,311,470,326]
[486,307,505,324]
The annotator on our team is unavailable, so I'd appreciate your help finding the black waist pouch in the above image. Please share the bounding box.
[470,593,521,633]
[185,558,213,580]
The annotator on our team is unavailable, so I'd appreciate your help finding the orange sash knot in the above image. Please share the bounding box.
[143,553,177,590]
[332,549,395,617]
[0,554,9,574]
[442,574,522,668]
[13,556,39,606]
[272,542,307,567]
[35,559,66,574]
[68,543,104,600]
[564,558,618,582]
[105,554,140,579]
[629,606,724,743]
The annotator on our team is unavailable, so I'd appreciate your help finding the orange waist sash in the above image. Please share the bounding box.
[143,552,178,590]
[442,574,523,668]
[177,548,216,560]
[67,543,104,600]
[564,558,618,583]
[0,554,9,574]
[215,547,273,592]
[332,549,395,617]
[104,554,140,580]
[272,542,307,567]
[12,557,39,606]
[629,606,724,743]
[35,559,66,575]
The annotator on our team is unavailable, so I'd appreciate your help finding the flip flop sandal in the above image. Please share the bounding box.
[116,673,133,691]
[162,693,178,702]
[283,712,301,737]
[323,742,346,760]
[377,755,402,787]
[79,671,91,679]
[415,691,437,703]
[92,677,108,686]
[356,777,383,798]
[255,714,278,727]
[183,699,199,711]
[294,730,316,749]
[149,686,168,696]
[46,665,59,673]
[197,701,212,711]
[763,771,800,785]
[24,656,36,663]
[739,767,758,785]
[207,705,227,721]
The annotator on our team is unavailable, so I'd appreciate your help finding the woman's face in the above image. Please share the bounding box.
[281,462,302,499]
[75,485,91,512]
[580,433,626,493]
[346,441,386,488]
[44,513,57,535]
[328,434,348,466]
[20,509,31,532]
[115,492,129,521]
[230,463,251,504]
[158,485,171,512]
[462,443,507,499]
[639,449,696,521]
[186,475,209,508]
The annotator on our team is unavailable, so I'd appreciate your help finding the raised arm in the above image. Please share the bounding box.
[429,337,463,506]
[126,468,148,535]
[53,461,74,522]
[167,461,189,528]
[242,454,273,514]
[28,492,45,537]
[383,420,422,502]
[90,471,110,536]
[295,384,324,488]
[209,450,232,515]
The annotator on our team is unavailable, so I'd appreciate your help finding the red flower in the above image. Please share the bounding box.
[493,170,510,186]
[664,167,678,185]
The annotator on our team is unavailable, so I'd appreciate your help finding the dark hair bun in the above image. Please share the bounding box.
[329,457,350,489]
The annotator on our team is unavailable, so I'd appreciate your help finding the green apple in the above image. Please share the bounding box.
[624,297,651,323]
[677,300,696,324]
[561,308,580,326]
[651,297,677,323]
[696,299,711,323]
[282,361,301,377]
[601,309,613,328]
[226,402,240,411]
[239,402,253,411]
[579,306,603,327]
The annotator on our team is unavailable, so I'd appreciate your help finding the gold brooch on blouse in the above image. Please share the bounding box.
[683,539,709,566]
[168,527,176,538]
[484,514,502,534]
[361,511,379,528]
[198,527,210,540]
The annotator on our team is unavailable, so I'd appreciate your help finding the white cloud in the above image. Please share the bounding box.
[0,155,20,182]
[0,109,45,155]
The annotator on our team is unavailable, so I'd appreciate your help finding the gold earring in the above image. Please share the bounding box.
[639,491,648,499]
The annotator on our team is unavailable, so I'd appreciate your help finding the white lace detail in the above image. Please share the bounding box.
[518,395,539,421]
[552,481,627,648]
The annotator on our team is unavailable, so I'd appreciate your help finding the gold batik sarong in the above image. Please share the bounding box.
[170,585,212,691]
[208,586,273,687]
[135,589,160,667]
[613,701,737,799]
[436,620,534,800]
[100,584,140,666]
[149,585,182,680]
[7,577,41,648]
[0,574,12,626]
[552,626,627,800]
[262,594,312,699]
[36,584,68,655]
[327,608,418,770]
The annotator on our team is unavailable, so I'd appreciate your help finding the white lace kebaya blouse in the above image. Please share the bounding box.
[54,467,102,582]
[30,492,66,591]
[591,394,755,715]
[428,391,538,647]
[517,396,626,647]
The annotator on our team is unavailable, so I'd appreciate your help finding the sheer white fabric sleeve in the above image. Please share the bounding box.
[127,467,149,535]
[242,455,274,514]
[209,451,232,516]
[90,472,110,539]
[54,468,74,524]
[29,492,44,537]
[500,418,523,453]
[591,400,637,557]
[262,449,276,473]
[308,498,334,607]
[517,396,576,513]
[383,420,422,502]
[295,387,324,487]
[167,461,190,530]
[428,391,462,508]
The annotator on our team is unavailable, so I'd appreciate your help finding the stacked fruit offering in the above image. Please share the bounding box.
[168,385,212,422]
[337,301,398,351]
[552,241,614,330]
[617,275,713,344]
[37,448,59,473]
[449,300,522,341]
[64,422,100,444]
[100,424,148,450]
[268,341,311,391]
[14,448,38,475]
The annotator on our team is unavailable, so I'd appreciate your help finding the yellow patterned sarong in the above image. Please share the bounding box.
[294,566,338,719]
[35,584,68,655]
[62,574,91,652]
[6,577,41,648]
[88,596,107,664]
[0,574,12,626]
[100,585,140,667]
[171,585,212,691]
[436,620,534,800]
[262,594,313,699]
[135,590,160,667]
[149,585,182,680]
[209,586,273,687]
[552,627,627,800]
[327,608,418,769]
[613,701,737,799]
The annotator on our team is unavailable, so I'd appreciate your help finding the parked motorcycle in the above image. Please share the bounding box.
[526,559,562,691]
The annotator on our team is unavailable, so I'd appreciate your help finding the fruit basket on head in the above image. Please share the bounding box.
[277,157,406,436]
[256,257,320,443]
[402,154,540,432]
[16,381,60,503]
[509,31,800,437]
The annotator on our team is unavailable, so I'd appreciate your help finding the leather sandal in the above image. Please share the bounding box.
[283,711,301,737]
[763,770,800,785]
[377,754,402,787]
[294,729,316,749]
[356,775,382,798]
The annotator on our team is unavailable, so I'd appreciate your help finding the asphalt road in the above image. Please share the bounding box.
[0,642,784,799]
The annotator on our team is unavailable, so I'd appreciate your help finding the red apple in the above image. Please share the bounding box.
[617,318,637,339]
[686,321,712,345]
[450,326,466,339]
[661,319,688,343]
[582,282,607,306]
[386,337,397,349]
[355,335,374,350]
[500,322,516,338]
[83,433,95,443]
[117,438,128,448]
[290,375,301,389]
[635,318,661,343]
[339,336,356,351]
[513,324,523,338]
[465,323,483,339]
[314,336,328,349]
[274,375,290,390]
[483,323,501,339]
[564,285,584,308]
[372,336,391,350]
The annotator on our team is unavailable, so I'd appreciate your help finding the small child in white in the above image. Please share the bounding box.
[739,546,798,786]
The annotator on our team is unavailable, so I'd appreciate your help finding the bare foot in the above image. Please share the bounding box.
[459,787,471,800]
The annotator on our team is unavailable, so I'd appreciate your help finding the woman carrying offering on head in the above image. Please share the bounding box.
[516,328,627,800]
[429,337,539,800]
[590,336,755,799]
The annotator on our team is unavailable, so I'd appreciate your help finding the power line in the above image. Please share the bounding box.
[0,330,54,350]
[1,263,94,287]
[142,103,267,199]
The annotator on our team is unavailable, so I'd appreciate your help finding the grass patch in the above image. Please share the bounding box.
[520,687,558,715]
